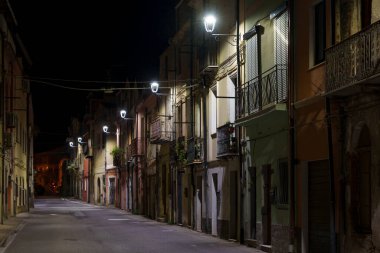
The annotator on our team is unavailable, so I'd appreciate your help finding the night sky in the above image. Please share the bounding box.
[11,1,176,152]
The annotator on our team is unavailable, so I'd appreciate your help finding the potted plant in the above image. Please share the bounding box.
[110,147,125,166]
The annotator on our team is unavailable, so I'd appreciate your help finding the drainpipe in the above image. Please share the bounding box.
[325,97,337,253]
[328,2,340,247]
[190,8,196,229]
[144,108,148,216]
[26,90,30,211]
[250,166,256,239]
[88,157,92,204]
[235,0,245,245]
[135,114,139,214]
[202,0,209,233]
[0,31,4,224]
[172,43,177,224]
[202,76,208,233]
[339,104,346,233]
[288,0,295,252]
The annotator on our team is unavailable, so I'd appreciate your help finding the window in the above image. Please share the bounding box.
[176,103,183,137]
[277,159,288,205]
[246,35,258,81]
[186,96,192,136]
[361,0,372,29]
[274,10,289,101]
[209,87,217,135]
[15,116,20,143]
[313,1,326,65]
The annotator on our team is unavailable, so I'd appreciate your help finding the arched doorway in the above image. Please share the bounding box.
[351,124,371,234]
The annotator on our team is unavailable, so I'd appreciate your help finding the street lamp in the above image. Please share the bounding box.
[69,141,77,148]
[150,82,159,93]
[103,125,109,134]
[120,109,134,120]
[203,14,216,33]
[77,137,86,145]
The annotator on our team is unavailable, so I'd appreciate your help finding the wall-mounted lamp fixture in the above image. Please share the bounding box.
[203,13,239,46]
[69,141,77,148]
[103,125,109,134]
[150,82,159,93]
[77,137,87,144]
[120,109,134,120]
[204,14,216,33]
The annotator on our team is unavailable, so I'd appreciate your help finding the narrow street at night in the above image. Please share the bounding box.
[1,199,261,253]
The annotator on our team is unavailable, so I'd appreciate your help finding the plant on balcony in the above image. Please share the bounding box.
[110,147,125,166]
[176,139,187,165]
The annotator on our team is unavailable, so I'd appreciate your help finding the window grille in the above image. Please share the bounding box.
[277,159,288,205]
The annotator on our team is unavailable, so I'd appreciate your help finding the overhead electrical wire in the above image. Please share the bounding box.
[21,76,175,84]
[19,77,200,92]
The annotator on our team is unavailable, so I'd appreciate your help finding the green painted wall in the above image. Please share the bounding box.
[246,111,289,225]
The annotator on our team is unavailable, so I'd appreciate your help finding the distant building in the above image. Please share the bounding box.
[33,147,69,197]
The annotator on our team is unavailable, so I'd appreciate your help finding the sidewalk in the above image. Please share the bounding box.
[0,215,25,248]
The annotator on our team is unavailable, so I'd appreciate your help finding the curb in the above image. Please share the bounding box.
[0,221,25,248]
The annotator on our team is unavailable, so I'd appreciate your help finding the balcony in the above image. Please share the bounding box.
[216,123,238,158]
[130,138,144,157]
[150,116,173,144]
[326,20,380,95]
[186,137,204,164]
[238,64,287,120]
[176,136,187,165]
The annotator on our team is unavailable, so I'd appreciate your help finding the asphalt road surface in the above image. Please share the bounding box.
[3,198,261,253]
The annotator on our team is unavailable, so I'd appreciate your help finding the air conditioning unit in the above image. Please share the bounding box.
[4,133,14,148]
[6,113,16,128]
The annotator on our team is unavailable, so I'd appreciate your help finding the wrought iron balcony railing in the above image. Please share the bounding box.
[150,116,173,144]
[186,137,204,164]
[216,123,237,158]
[326,20,380,94]
[130,138,144,157]
[238,64,287,119]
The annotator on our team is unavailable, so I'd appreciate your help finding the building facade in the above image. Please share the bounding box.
[62,0,380,252]
[0,0,33,221]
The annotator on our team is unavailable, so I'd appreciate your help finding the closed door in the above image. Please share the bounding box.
[109,178,115,205]
[211,173,218,236]
[229,171,238,240]
[261,165,272,245]
[196,176,202,232]
[308,160,330,252]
